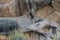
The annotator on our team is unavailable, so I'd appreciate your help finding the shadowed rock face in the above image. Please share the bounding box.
[24,30,46,37]
[0,19,19,36]
[25,0,52,9]
[35,0,52,10]
[24,0,52,20]
[0,0,52,17]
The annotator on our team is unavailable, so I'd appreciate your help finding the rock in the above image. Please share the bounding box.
[17,16,33,32]
[0,0,20,17]
[32,6,53,23]
[23,19,49,33]
[0,19,19,36]
[35,0,52,9]
[52,0,60,12]
[46,11,60,25]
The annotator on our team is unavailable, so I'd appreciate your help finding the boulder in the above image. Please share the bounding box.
[0,19,19,36]
[0,0,20,17]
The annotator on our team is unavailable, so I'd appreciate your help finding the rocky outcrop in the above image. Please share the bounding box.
[0,0,60,40]
[0,0,20,17]
[52,0,60,12]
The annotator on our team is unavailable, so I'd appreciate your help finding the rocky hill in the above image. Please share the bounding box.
[0,0,60,40]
